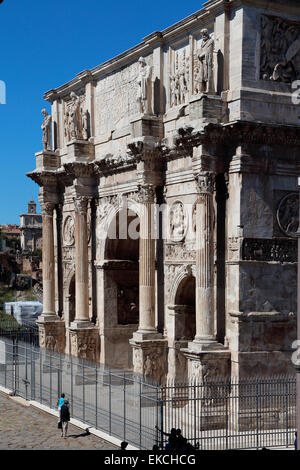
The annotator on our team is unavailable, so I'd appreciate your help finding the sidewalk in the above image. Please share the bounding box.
[0,391,118,450]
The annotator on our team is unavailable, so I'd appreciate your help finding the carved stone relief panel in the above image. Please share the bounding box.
[169,200,187,242]
[273,191,299,238]
[63,215,75,246]
[260,14,300,82]
[242,238,297,263]
[276,193,299,238]
[169,45,190,108]
[95,59,145,135]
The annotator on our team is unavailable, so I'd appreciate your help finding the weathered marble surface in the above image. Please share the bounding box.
[28,0,300,382]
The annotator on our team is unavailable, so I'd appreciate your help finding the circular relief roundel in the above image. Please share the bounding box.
[63,215,75,246]
[277,193,299,238]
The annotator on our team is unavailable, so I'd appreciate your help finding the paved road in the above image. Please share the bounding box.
[0,392,118,450]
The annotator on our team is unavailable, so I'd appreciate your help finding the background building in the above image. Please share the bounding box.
[19,200,42,252]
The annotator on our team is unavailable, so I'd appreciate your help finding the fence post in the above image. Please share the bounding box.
[58,352,62,399]
[109,370,112,436]
[160,385,164,450]
[31,344,35,401]
[95,364,98,430]
[40,346,42,404]
[256,378,259,450]
[82,360,85,423]
[25,341,28,400]
[123,371,126,442]
[225,380,229,450]
[49,349,52,409]
[70,354,73,417]
[286,379,289,448]
[139,377,142,450]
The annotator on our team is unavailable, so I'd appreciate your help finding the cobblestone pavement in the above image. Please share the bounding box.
[0,392,118,450]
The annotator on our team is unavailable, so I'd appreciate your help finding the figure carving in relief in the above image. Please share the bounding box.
[170,202,186,241]
[78,337,88,359]
[170,51,189,107]
[87,338,96,361]
[41,109,52,151]
[261,15,300,82]
[136,57,152,114]
[39,329,46,348]
[197,29,215,94]
[46,334,57,351]
[63,216,75,246]
[277,193,299,238]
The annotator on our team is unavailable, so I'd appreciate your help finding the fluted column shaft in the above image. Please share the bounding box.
[74,196,90,322]
[195,172,216,343]
[41,202,56,316]
[138,184,156,332]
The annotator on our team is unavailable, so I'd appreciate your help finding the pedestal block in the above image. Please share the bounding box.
[37,318,65,353]
[68,326,99,362]
[130,338,168,385]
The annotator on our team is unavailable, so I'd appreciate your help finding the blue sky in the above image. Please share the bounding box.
[0,0,204,224]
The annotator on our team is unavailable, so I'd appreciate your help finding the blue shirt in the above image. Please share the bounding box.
[58,398,65,408]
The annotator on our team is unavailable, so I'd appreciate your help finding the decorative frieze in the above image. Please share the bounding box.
[165,244,196,262]
[260,14,300,83]
[242,238,297,263]
[170,48,189,108]
[138,184,155,203]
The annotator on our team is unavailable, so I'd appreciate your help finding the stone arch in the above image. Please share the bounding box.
[97,194,142,261]
[168,264,195,306]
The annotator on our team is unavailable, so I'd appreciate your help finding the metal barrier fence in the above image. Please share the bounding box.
[0,336,296,450]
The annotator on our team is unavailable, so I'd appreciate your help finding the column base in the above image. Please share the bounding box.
[37,319,65,353]
[132,329,163,341]
[70,319,95,329]
[187,338,226,353]
[68,326,99,362]
[37,314,60,323]
[129,337,168,384]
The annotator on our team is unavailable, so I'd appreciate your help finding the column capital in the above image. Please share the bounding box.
[138,183,155,203]
[195,171,216,195]
[74,195,89,214]
[41,201,55,216]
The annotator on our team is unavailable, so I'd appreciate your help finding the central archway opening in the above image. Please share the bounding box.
[105,211,140,325]
[103,209,140,369]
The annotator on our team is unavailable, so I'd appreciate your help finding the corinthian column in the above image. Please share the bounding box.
[41,202,56,320]
[73,196,90,327]
[194,172,216,345]
[137,184,157,335]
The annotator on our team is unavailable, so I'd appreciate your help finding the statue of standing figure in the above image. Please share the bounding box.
[198,29,215,94]
[41,109,52,150]
[136,57,152,115]
[68,91,81,140]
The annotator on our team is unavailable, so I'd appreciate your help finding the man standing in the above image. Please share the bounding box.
[60,399,70,438]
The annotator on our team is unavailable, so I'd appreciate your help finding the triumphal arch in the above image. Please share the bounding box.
[28,0,299,383]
